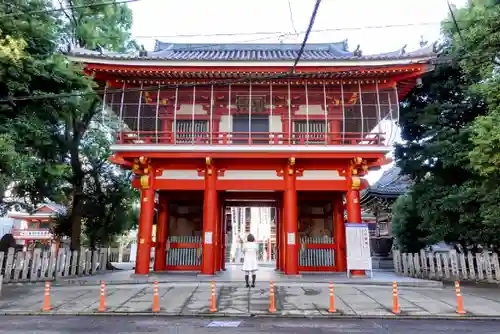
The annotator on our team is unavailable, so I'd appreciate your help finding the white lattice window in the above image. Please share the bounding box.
[293,120,328,143]
[175,120,208,143]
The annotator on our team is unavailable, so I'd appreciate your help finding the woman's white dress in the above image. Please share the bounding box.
[242,242,259,272]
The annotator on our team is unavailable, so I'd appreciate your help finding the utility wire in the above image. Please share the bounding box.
[17,20,466,43]
[0,0,140,18]
[446,0,465,44]
[24,20,450,44]
[290,0,322,72]
[0,0,327,104]
[286,0,299,36]
[130,19,483,40]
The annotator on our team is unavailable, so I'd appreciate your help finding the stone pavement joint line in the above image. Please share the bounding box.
[2,283,500,318]
[21,268,443,288]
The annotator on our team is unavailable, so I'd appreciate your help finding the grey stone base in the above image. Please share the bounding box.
[372,257,394,270]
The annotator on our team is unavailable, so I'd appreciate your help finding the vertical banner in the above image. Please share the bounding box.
[345,223,372,277]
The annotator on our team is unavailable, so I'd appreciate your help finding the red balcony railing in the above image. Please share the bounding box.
[116,131,386,146]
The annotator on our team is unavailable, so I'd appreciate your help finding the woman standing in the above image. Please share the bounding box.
[242,233,258,288]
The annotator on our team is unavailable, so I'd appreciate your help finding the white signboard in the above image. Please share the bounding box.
[287,232,296,245]
[204,231,213,245]
[345,223,372,277]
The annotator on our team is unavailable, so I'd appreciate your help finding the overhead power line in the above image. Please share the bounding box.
[130,20,473,40]
[0,0,327,104]
[23,20,455,44]
[286,0,299,36]
[290,0,322,72]
[0,0,140,18]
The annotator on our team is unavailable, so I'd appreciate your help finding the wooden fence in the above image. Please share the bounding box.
[393,249,500,282]
[0,247,108,283]
[107,248,132,263]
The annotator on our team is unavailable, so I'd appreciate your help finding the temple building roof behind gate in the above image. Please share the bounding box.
[361,166,411,200]
[359,166,412,216]
[68,40,437,62]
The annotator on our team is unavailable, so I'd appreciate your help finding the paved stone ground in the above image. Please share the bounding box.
[1,315,500,334]
[44,265,443,288]
[1,281,500,318]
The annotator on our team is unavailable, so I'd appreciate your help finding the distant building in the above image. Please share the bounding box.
[360,166,411,258]
[8,203,67,251]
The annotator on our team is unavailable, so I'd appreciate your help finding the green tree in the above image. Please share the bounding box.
[77,120,138,248]
[1,1,138,250]
[0,1,91,214]
[394,55,486,250]
[57,0,138,52]
[391,193,428,253]
[453,1,500,247]
[393,0,500,251]
[46,0,138,249]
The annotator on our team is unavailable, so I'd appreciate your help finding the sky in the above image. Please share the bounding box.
[126,0,468,184]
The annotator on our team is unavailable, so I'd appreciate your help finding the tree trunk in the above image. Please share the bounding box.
[69,140,85,251]
[69,185,84,251]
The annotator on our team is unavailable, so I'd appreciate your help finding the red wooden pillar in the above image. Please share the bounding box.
[266,238,270,261]
[329,107,342,144]
[154,193,168,272]
[275,205,280,271]
[136,174,155,275]
[346,170,364,276]
[346,189,362,223]
[283,160,299,275]
[333,193,346,272]
[214,193,221,272]
[201,159,217,275]
[221,204,227,271]
[279,202,285,272]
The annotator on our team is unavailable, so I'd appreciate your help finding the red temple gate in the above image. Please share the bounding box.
[68,40,436,275]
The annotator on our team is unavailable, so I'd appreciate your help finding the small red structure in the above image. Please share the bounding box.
[8,203,65,250]
[68,40,436,275]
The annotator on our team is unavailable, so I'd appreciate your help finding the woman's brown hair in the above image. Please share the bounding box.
[247,233,255,242]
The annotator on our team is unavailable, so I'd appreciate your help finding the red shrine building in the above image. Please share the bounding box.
[68,40,436,275]
[8,203,66,251]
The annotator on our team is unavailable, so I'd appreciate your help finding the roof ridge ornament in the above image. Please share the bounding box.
[399,44,407,56]
[353,44,362,57]
[342,39,349,52]
[432,41,440,54]
[419,35,428,48]
[139,45,148,57]
[95,44,104,55]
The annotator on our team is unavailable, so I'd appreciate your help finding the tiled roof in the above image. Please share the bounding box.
[68,40,436,61]
[361,166,411,199]
[37,203,67,215]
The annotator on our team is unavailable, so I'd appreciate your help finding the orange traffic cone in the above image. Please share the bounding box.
[98,281,106,312]
[152,281,160,312]
[42,281,51,311]
[209,281,217,312]
[269,281,276,313]
[455,281,466,314]
[328,282,336,313]
[392,282,401,314]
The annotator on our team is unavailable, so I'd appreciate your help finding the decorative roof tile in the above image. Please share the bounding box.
[68,40,436,62]
[362,166,411,199]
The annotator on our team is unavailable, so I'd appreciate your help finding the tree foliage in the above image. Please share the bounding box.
[0,0,139,249]
[0,1,90,213]
[57,0,138,52]
[392,0,500,251]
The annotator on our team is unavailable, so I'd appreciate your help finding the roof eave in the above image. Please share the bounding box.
[67,54,436,68]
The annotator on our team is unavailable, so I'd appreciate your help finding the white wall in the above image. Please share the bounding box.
[0,218,15,239]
